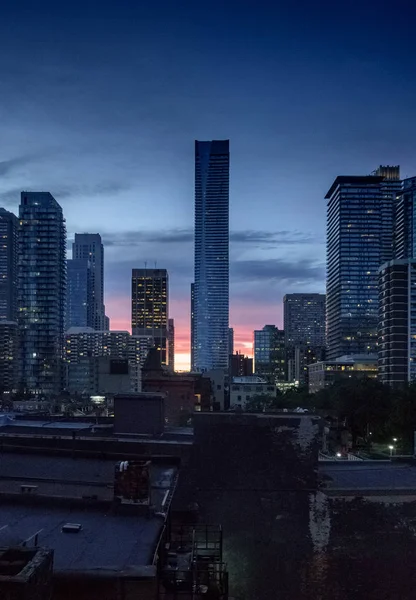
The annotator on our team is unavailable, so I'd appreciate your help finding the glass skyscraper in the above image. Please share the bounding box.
[253,325,286,383]
[193,139,229,372]
[326,168,401,359]
[72,233,108,331]
[18,192,66,395]
[283,293,326,348]
[66,259,91,329]
[0,208,18,322]
[131,268,168,365]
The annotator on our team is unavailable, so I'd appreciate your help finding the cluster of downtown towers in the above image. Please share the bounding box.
[0,149,415,396]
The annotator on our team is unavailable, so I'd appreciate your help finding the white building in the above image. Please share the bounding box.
[230,376,276,410]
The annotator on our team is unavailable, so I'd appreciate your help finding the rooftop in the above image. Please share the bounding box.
[325,175,384,199]
[320,462,416,494]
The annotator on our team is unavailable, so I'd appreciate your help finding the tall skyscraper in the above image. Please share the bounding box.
[66,259,91,329]
[228,327,234,356]
[394,176,416,260]
[253,325,286,383]
[194,139,229,372]
[131,268,168,364]
[283,294,326,348]
[379,259,416,387]
[18,192,66,395]
[190,283,195,371]
[168,318,175,372]
[326,167,401,359]
[0,208,18,321]
[72,233,108,330]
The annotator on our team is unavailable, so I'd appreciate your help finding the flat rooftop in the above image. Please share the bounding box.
[320,462,416,493]
[0,502,161,574]
[0,452,176,508]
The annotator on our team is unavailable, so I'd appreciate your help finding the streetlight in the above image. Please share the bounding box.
[336,452,342,459]
[393,438,397,443]
[388,445,394,457]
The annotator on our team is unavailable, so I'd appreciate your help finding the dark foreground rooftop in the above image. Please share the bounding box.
[320,461,416,494]
[0,502,161,574]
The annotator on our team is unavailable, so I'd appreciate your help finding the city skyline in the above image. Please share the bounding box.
[1,1,415,370]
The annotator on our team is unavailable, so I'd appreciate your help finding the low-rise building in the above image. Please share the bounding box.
[229,375,276,409]
[308,354,378,393]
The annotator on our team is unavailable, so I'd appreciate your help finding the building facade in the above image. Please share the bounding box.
[131,268,168,365]
[0,321,18,392]
[230,376,276,410]
[72,233,108,331]
[168,318,175,372]
[66,259,91,329]
[253,325,285,383]
[0,209,18,322]
[394,176,416,260]
[308,355,378,393]
[193,140,229,372]
[326,167,401,360]
[230,352,253,377]
[18,192,66,395]
[283,293,326,347]
[378,259,416,387]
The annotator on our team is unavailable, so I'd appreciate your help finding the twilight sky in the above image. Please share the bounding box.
[0,0,415,369]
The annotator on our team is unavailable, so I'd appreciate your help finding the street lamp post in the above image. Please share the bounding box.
[388,445,394,457]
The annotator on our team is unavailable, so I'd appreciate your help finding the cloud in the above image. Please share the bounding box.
[95,228,322,249]
[0,155,35,176]
[232,257,325,284]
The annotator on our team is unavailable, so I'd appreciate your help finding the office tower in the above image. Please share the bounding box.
[0,208,18,321]
[131,268,168,364]
[190,283,195,371]
[0,321,18,392]
[18,192,66,395]
[194,140,229,371]
[228,327,234,356]
[72,233,108,330]
[66,259,91,329]
[253,325,286,383]
[168,318,175,372]
[283,294,326,347]
[379,259,416,387]
[326,166,401,360]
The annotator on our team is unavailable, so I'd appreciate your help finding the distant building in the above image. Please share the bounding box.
[0,321,18,392]
[18,192,66,395]
[193,140,229,371]
[283,293,326,348]
[190,283,195,370]
[253,325,285,383]
[72,233,108,330]
[66,258,91,329]
[128,334,154,392]
[326,167,401,359]
[379,259,416,387]
[287,345,325,387]
[168,318,175,371]
[67,356,132,395]
[0,208,18,322]
[230,376,276,410]
[229,352,253,377]
[141,348,211,425]
[131,268,168,365]
[308,355,378,393]
[228,327,234,356]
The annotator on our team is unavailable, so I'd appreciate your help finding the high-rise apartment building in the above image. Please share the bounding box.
[18,192,66,395]
[168,318,175,372]
[193,140,229,372]
[66,259,91,329]
[72,233,108,331]
[228,327,234,356]
[131,268,168,364]
[283,294,326,348]
[394,176,416,260]
[0,321,18,392]
[253,325,286,383]
[0,208,18,321]
[379,259,416,387]
[326,167,401,360]
[190,283,195,371]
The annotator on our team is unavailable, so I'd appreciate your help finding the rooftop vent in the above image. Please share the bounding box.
[61,523,82,534]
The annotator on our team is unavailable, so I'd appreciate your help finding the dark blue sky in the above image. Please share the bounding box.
[0,0,415,365]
